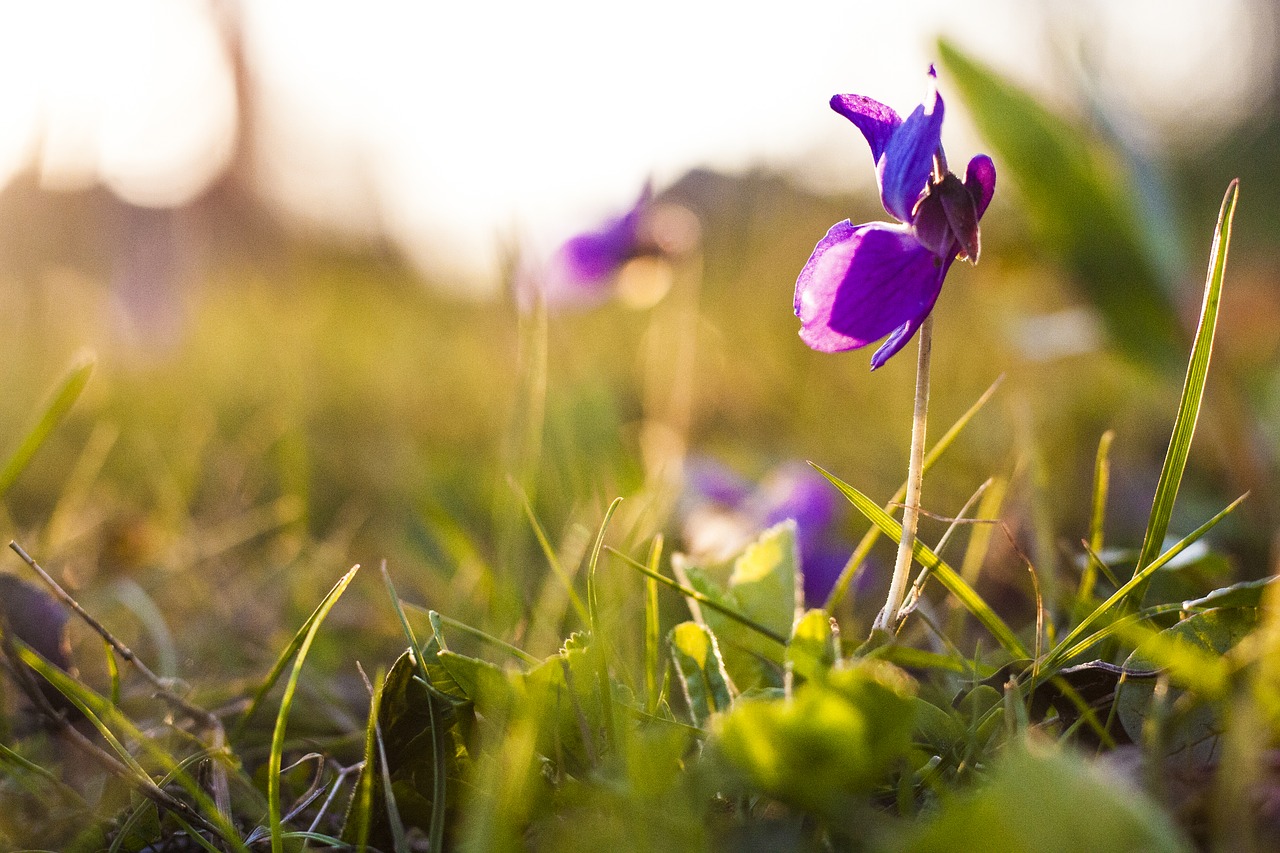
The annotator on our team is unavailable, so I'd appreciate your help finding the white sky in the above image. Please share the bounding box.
[0,0,1272,291]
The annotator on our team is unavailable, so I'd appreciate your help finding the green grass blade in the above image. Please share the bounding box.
[372,677,410,853]
[644,535,663,714]
[0,739,89,807]
[1043,493,1247,673]
[349,666,380,853]
[18,643,246,850]
[813,465,1027,658]
[514,480,591,627]
[0,352,94,498]
[587,498,623,747]
[405,605,539,665]
[824,374,1003,612]
[1079,430,1115,604]
[1131,180,1239,603]
[269,565,360,853]
[234,565,360,740]
[939,39,1184,369]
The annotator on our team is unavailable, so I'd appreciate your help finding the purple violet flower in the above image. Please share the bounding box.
[681,459,849,607]
[519,184,653,311]
[794,68,996,368]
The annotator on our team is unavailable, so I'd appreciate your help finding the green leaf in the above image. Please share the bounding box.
[341,649,473,850]
[668,621,734,727]
[1183,577,1280,612]
[905,744,1192,852]
[1131,180,1239,605]
[1117,608,1261,757]
[787,608,838,683]
[938,40,1183,369]
[727,521,800,642]
[713,662,917,817]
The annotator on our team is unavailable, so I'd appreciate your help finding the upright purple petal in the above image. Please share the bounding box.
[830,94,901,163]
[794,221,947,354]
[965,154,997,219]
[878,89,944,223]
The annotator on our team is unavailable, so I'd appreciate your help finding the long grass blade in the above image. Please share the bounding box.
[1079,430,1115,604]
[824,374,1003,612]
[514,480,591,626]
[1130,180,1238,604]
[269,565,360,853]
[234,566,359,740]
[587,498,623,748]
[813,465,1027,658]
[0,352,94,498]
[644,535,663,714]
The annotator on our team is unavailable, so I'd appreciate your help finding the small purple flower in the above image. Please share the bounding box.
[681,459,849,606]
[794,68,996,368]
[519,184,653,311]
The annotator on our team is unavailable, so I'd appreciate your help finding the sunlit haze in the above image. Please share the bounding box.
[0,0,1273,291]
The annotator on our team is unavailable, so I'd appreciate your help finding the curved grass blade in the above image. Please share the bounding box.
[0,352,94,498]
[268,565,360,853]
[514,480,590,626]
[824,374,1003,612]
[234,565,359,740]
[813,464,1027,658]
[1130,180,1238,604]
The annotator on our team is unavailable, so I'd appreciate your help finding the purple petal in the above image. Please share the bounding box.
[683,457,754,508]
[755,462,838,534]
[879,85,944,223]
[830,94,901,163]
[795,221,947,355]
[870,315,926,369]
[965,154,997,219]
[531,184,652,309]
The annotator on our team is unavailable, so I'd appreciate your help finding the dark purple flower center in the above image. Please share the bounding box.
[911,170,981,263]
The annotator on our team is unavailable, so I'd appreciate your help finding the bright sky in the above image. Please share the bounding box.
[0,0,1272,291]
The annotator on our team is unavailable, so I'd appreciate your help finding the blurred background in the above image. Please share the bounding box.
[0,0,1276,675]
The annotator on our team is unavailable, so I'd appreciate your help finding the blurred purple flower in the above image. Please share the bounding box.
[519,184,653,311]
[794,68,996,368]
[681,459,848,606]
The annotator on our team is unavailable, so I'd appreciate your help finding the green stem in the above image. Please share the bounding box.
[873,314,933,634]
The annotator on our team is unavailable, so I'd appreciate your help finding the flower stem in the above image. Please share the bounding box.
[873,314,933,635]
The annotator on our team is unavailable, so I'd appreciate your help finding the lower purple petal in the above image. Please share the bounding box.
[795,221,947,356]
